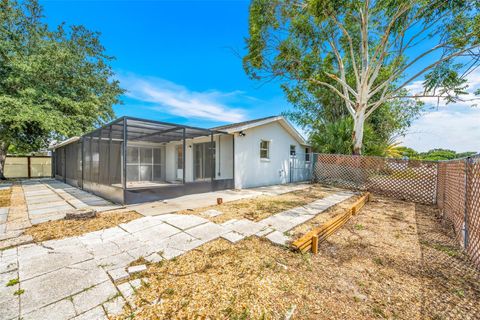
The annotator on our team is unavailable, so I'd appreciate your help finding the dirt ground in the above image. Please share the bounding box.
[177,185,335,223]
[0,187,11,207]
[25,210,142,242]
[114,196,480,320]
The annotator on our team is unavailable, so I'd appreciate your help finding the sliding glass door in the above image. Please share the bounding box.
[193,142,215,180]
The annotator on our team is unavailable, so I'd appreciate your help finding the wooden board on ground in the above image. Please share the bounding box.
[292,192,370,253]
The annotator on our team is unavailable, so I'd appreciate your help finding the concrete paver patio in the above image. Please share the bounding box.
[0,188,354,319]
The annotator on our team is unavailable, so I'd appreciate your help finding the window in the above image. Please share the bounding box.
[260,140,270,159]
[126,146,164,182]
[290,145,296,156]
[305,147,311,162]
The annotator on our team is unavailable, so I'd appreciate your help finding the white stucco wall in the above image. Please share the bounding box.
[233,121,308,189]
[164,134,234,183]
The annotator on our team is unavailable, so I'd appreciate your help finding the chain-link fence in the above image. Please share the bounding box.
[437,155,480,267]
[312,153,438,204]
[312,153,480,268]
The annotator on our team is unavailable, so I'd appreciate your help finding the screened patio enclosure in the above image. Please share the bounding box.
[53,116,234,204]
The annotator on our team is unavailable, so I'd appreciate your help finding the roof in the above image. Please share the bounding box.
[211,115,279,131]
[211,115,309,146]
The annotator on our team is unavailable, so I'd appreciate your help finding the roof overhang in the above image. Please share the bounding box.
[220,116,309,146]
[50,136,80,150]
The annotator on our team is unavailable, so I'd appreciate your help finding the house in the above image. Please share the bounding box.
[52,115,311,204]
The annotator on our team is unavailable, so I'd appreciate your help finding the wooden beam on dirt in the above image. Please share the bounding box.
[292,192,370,253]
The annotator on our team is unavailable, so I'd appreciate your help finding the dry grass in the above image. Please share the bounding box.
[114,197,480,320]
[288,194,362,240]
[0,187,11,207]
[25,210,142,242]
[177,185,333,223]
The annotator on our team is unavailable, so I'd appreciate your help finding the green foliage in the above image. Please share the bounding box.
[395,148,477,160]
[0,0,123,157]
[309,116,388,156]
[244,0,480,153]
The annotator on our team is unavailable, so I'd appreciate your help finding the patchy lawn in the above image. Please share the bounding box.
[115,197,480,320]
[24,210,142,242]
[177,185,336,223]
[0,187,11,207]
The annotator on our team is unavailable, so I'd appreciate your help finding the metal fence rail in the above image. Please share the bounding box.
[312,153,480,268]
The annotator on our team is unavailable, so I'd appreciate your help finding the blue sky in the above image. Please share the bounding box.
[41,0,480,152]
[43,0,285,128]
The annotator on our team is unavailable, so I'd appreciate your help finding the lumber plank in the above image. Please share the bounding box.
[292,193,370,253]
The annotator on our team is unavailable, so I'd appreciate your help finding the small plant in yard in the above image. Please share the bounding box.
[453,289,465,298]
[14,289,24,296]
[354,224,364,230]
[373,257,384,266]
[6,278,19,287]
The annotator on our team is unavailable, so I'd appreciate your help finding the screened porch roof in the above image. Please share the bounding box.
[52,116,230,149]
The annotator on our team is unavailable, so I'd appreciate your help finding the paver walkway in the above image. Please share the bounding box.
[0,180,120,250]
[23,179,120,225]
[0,190,353,320]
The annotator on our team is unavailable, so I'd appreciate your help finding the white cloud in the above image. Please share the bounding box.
[120,74,247,122]
[401,70,480,152]
[402,107,480,152]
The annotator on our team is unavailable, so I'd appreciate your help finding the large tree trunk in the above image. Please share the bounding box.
[352,107,366,155]
[0,141,9,180]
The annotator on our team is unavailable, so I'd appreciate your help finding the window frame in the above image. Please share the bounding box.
[290,145,296,156]
[260,140,270,160]
[305,147,311,162]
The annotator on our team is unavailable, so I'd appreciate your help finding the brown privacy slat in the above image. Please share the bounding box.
[292,193,370,253]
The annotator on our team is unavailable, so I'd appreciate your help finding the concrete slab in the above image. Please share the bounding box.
[103,296,126,316]
[72,306,107,320]
[159,246,185,260]
[128,265,147,274]
[0,295,19,320]
[119,216,164,234]
[18,243,93,280]
[221,231,245,243]
[255,226,275,237]
[186,222,228,242]
[117,281,135,306]
[156,232,203,252]
[131,222,182,245]
[145,252,163,263]
[224,219,265,236]
[20,260,109,314]
[22,298,76,320]
[129,183,311,217]
[72,280,118,314]
[108,267,129,282]
[153,214,209,230]
[266,231,290,246]
[95,251,134,271]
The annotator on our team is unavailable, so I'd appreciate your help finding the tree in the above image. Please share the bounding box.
[283,56,421,155]
[243,0,480,154]
[0,0,124,179]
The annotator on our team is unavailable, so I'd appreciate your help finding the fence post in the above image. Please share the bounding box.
[27,156,31,179]
[464,157,470,250]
